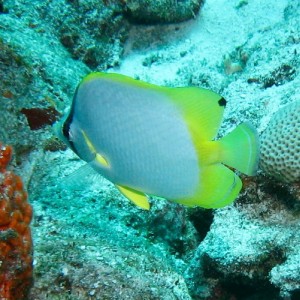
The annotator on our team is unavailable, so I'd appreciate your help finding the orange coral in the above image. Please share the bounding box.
[0,143,33,299]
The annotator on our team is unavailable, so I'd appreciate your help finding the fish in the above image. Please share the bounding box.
[58,72,259,210]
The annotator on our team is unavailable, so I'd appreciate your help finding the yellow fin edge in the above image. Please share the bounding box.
[116,185,150,210]
[174,164,242,209]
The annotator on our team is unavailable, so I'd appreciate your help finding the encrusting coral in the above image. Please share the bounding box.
[0,142,33,299]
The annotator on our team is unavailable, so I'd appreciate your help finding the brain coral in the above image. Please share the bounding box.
[260,101,300,183]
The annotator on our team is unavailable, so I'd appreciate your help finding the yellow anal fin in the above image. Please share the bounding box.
[116,185,150,210]
[174,164,242,209]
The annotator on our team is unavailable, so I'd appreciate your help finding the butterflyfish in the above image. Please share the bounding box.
[58,72,259,210]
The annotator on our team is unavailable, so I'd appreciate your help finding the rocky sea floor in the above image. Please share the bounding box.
[0,0,300,299]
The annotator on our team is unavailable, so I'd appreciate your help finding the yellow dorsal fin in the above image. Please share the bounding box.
[116,185,150,210]
[83,73,225,142]
[82,72,158,90]
[165,87,226,141]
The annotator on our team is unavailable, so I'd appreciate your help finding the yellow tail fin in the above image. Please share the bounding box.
[219,123,259,176]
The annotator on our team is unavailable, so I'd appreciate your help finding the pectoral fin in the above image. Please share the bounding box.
[116,185,150,210]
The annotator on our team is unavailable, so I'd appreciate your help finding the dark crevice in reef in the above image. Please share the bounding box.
[258,177,300,213]
[218,280,281,300]
[0,0,8,14]
[291,289,300,300]
[188,209,214,242]
[201,248,286,300]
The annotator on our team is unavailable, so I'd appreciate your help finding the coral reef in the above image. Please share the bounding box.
[0,2,89,167]
[247,62,297,89]
[0,143,33,299]
[260,101,300,183]
[3,0,126,70]
[28,150,194,299]
[185,175,300,299]
[44,0,127,69]
[0,0,300,299]
[124,0,204,24]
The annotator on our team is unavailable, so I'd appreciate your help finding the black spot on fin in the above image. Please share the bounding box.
[218,97,227,107]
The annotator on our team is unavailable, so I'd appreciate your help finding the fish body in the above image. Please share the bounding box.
[60,72,259,209]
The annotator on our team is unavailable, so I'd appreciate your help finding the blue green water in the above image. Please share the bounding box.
[0,0,299,299]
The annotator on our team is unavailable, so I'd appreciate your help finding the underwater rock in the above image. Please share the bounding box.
[185,175,300,299]
[124,0,205,24]
[260,101,300,183]
[3,0,127,70]
[50,0,128,69]
[261,64,296,89]
[143,200,200,257]
[0,5,88,167]
[28,150,193,299]
[247,63,297,89]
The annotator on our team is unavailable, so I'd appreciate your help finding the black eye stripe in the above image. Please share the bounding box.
[62,85,80,155]
[62,115,71,140]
